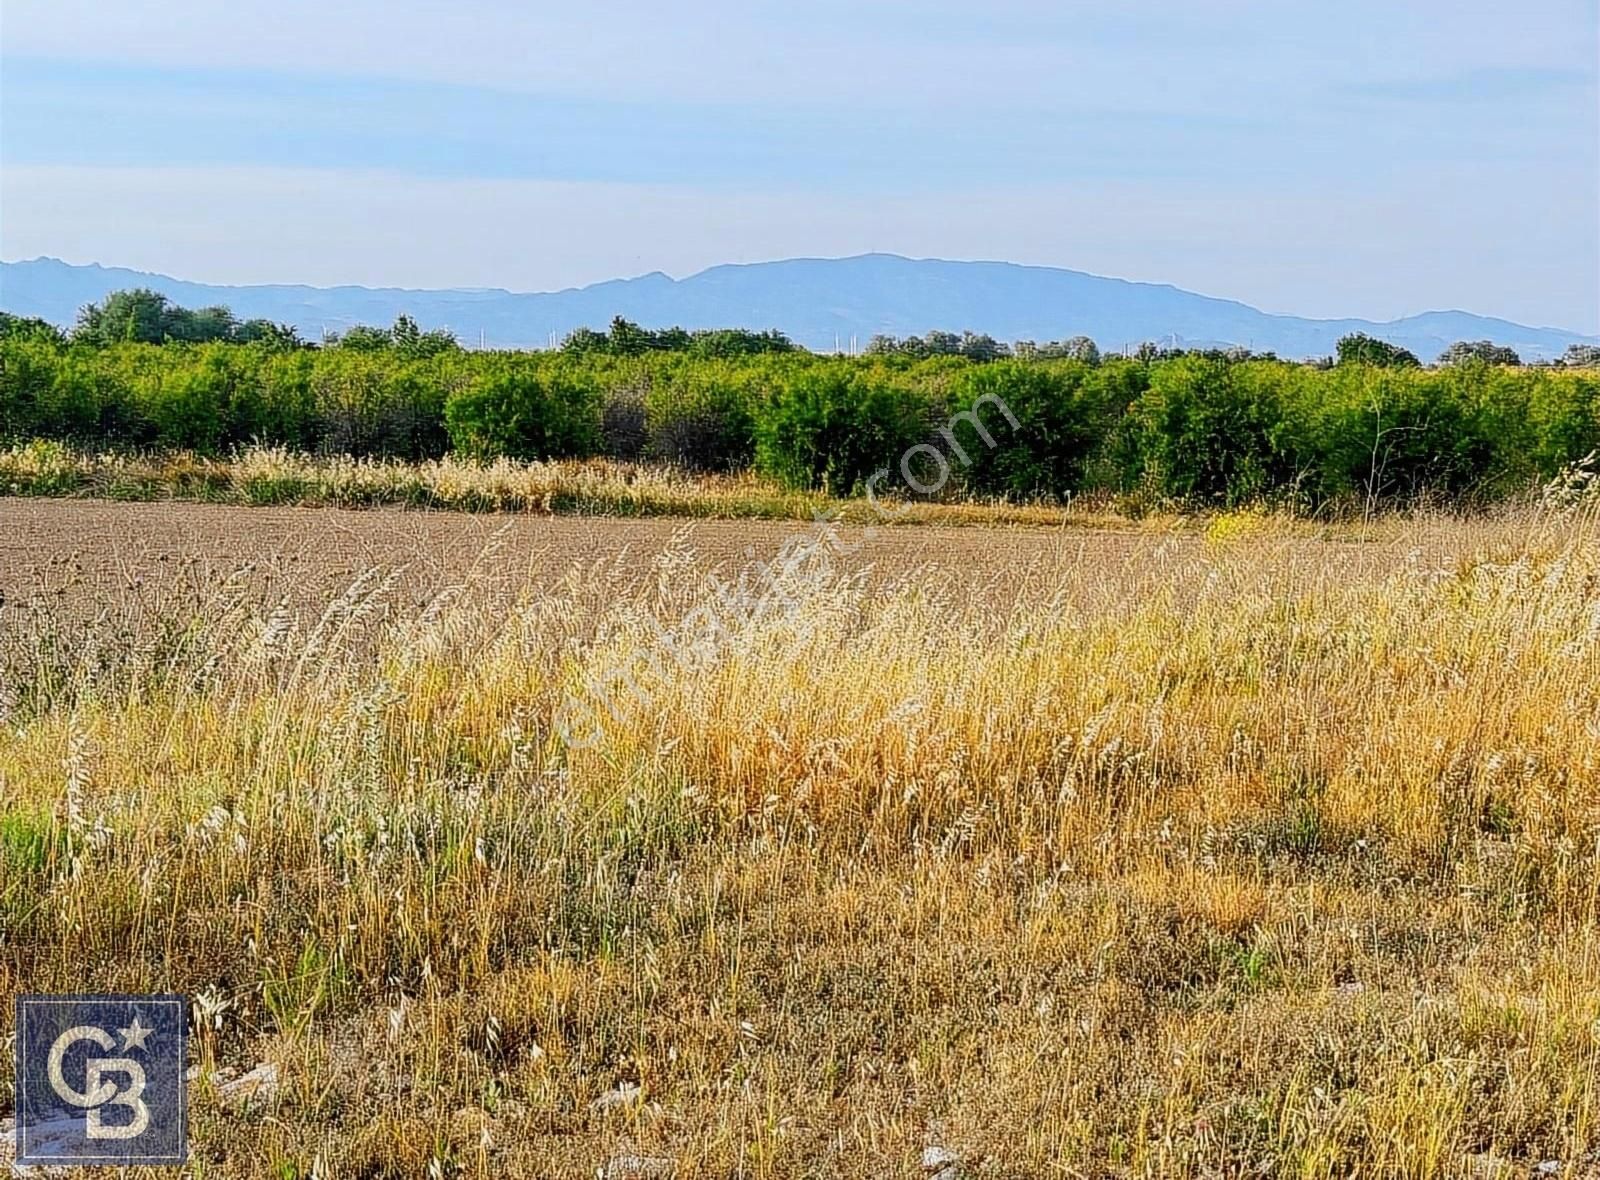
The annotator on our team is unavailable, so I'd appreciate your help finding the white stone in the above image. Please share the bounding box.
[217,1061,280,1108]
[922,1144,961,1179]
[588,1083,643,1114]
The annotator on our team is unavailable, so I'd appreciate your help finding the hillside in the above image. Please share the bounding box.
[3,254,1595,360]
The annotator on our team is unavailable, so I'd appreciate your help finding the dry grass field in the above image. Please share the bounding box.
[3,494,1600,1177]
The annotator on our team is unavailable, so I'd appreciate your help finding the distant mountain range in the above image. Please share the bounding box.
[3,254,1594,361]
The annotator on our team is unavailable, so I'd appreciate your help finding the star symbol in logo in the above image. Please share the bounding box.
[119,1016,154,1052]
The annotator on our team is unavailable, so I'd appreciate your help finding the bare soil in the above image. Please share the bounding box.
[0,496,1476,628]
[1,497,1123,616]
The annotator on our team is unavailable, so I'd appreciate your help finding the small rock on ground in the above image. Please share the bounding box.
[589,1084,643,1115]
[922,1144,962,1180]
[216,1062,279,1109]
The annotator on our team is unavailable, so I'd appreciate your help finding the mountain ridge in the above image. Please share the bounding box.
[3,254,1594,360]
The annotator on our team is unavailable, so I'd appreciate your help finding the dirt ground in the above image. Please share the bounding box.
[0,496,1499,634]
[0,497,1137,612]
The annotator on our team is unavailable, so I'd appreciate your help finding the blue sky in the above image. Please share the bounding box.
[2,0,1596,329]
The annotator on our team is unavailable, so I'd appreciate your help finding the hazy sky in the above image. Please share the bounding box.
[3,0,1597,329]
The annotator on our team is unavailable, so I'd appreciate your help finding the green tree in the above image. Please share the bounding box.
[391,313,460,359]
[957,331,1009,362]
[560,327,611,355]
[71,290,246,345]
[1022,335,1101,363]
[608,317,653,357]
[73,289,172,344]
[333,324,395,351]
[1336,333,1419,368]
[1438,340,1521,367]
[0,312,66,346]
[235,319,305,349]
[178,305,239,343]
[652,326,692,351]
[686,328,795,358]
[1060,336,1100,364]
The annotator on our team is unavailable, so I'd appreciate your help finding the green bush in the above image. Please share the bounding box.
[943,360,1137,499]
[444,360,600,460]
[1291,365,1495,506]
[754,362,930,493]
[1122,356,1294,505]
[312,350,456,459]
[1,336,60,440]
[1525,368,1600,474]
[644,362,761,471]
[49,346,141,442]
[5,329,1598,510]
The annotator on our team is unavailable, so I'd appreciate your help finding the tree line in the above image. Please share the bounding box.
[0,289,801,360]
[9,288,1599,368]
[3,290,1600,510]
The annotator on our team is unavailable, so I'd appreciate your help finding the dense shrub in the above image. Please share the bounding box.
[1287,365,1510,506]
[755,362,930,492]
[645,364,762,471]
[314,352,457,459]
[943,360,1137,499]
[4,331,1597,509]
[133,346,236,449]
[1122,356,1297,505]
[600,381,649,461]
[1525,367,1600,473]
[443,361,600,460]
[0,335,65,439]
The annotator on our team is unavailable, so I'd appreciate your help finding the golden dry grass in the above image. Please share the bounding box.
[2,496,1599,1177]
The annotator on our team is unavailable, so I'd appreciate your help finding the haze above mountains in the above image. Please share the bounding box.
[4,255,1594,361]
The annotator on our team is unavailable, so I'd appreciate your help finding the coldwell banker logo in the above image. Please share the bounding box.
[14,995,188,1165]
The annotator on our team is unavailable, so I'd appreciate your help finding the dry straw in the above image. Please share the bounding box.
[1,482,1598,1175]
